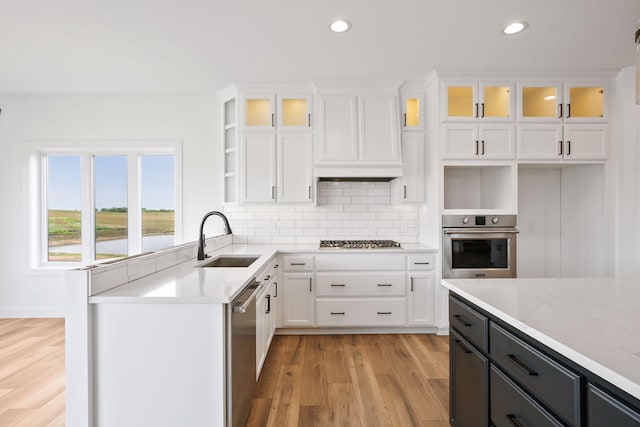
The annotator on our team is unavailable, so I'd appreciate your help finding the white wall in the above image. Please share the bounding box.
[614,67,640,277]
[0,94,219,316]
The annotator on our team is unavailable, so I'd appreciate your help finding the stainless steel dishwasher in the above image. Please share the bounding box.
[227,280,261,427]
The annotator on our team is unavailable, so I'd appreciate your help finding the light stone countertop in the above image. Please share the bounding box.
[441,277,640,400]
[88,243,436,304]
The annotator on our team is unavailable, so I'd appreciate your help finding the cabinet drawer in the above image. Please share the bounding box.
[282,256,314,271]
[490,323,581,426]
[315,255,405,271]
[588,384,640,427]
[491,365,563,427]
[316,273,405,297]
[449,297,488,353]
[316,298,406,326]
[407,255,434,270]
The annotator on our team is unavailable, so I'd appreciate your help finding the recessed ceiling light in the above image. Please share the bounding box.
[503,21,528,35]
[329,19,351,33]
[544,95,557,101]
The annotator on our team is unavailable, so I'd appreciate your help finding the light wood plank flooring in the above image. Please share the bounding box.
[0,318,65,427]
[0,320,449,427]
[247,334,450,427]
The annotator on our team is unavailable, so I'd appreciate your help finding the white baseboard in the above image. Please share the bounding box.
[0,307,65,318]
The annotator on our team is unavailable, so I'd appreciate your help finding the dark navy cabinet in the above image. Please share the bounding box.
[448,293,640,427]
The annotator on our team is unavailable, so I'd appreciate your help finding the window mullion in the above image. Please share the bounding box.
[128,154,141,255]
[82,153,94,264]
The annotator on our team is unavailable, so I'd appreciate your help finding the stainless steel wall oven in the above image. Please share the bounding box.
[442,215,518,278]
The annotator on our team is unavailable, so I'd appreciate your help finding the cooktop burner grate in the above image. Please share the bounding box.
[319,240,402,249]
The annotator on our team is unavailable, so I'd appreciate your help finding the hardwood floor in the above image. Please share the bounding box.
[0,318,65,427]
[247,334,450,427]
[0,320,449,427]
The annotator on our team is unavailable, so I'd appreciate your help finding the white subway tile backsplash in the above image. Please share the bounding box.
[223,181,421,245]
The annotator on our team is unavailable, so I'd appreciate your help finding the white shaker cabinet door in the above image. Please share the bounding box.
[478,124,515,159]
[241,132,277,203]
[407,273,434,326]
[563,124,608,160]
[442,124,479,159]
[358,95,401,161]
[277,132,313,203]
[518,125,564,160]
[317,95,358,161]
[282,274,314,327]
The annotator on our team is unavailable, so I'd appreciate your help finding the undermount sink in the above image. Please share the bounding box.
[199,255,259,268]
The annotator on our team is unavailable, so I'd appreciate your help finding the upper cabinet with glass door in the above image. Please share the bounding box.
[401,93,424,131]
[241,93,312,131]
[442,81,515,122]
[517,82,607,122]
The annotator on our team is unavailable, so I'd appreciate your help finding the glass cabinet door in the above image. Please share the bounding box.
[445,83,477,120]
[278,94,312,129]
[402,94,423,130]
[242,95,275,129]
[519,83,562,121]
[565,85,606,121]
[480,83,513,120]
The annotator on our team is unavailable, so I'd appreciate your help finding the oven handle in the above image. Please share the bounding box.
[444,229,519,234]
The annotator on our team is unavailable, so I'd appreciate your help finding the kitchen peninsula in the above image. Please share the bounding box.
[65,235,437,427]
[442,277,640,426]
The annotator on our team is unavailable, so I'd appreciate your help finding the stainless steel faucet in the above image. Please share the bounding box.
[197,211,233,260]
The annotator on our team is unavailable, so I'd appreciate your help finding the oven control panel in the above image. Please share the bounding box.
[443,215,517,228]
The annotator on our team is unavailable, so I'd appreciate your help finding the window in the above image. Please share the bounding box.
[35,144,181,267]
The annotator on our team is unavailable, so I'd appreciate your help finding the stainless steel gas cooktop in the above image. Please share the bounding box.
[319,240,402,249]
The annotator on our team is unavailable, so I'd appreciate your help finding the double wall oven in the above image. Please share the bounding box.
[442,215,518,278]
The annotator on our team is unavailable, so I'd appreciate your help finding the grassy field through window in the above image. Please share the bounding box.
[48,209,174,262]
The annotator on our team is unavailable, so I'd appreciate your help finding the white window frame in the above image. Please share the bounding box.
[30,140,183,269]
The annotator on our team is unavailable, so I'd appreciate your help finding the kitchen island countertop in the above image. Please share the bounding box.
[441,277,640,400]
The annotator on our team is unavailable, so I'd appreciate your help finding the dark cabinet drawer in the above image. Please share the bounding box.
[490,323,581,426]
[491,365,563,427]
[449,296,489,353]
[450,329,489,427]
[588,384,640,426]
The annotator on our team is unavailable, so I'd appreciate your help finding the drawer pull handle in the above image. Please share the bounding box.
[331,312,345,315]
[506,414,526,427]
[274,264,279,268]
[331,284,346,287]
[454,339,472,354]
[453,314,472,327]
[377,311,392,315]
[507,354,538,376]
[264,275,271,281]
[290,263,306,266]
[377,283,392,287]
[414,262,430,265]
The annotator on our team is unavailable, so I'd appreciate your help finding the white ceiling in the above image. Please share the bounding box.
[1,0,638,94]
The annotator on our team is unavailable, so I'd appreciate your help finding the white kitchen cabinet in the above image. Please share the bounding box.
[517,124,607,161]
[518,81,607,123]
[401,93,424,131]
[316,91,401,164]
[277,132,313,203]
[241,132,313,203]
[407,272,435,326]
[282,274,314,327]
[257,279,276,377]
[241,93,313,131]
[442,80,514,122]
[241,132,276,203]
[442,124,515,160]
[393,132,425,203]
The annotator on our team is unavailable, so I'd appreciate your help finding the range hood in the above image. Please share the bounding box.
[314,164,403,182]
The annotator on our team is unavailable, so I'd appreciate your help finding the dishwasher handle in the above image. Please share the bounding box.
[233,282,262,313]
